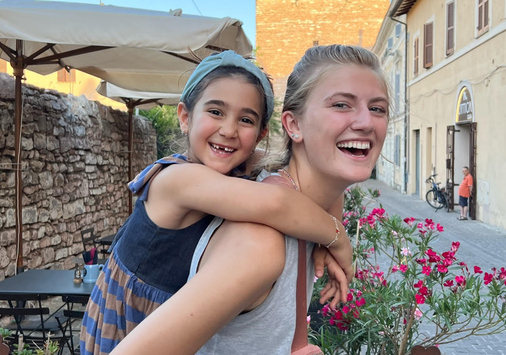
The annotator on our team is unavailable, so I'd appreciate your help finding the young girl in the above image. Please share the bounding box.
[81,50,351,355]
[110,44,390,355]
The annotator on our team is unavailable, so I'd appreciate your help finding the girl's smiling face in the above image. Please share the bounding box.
[179,77,266,175]
[298,63,389,185]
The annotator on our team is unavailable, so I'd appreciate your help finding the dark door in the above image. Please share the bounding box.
[469,122,477,220]
[446,125,455,211]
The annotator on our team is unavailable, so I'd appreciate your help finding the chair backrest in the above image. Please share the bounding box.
[61,294,90,353]
[0,294,51,348]
[81,227,97,252]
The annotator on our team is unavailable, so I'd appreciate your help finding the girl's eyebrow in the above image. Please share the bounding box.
[203,99,260,119]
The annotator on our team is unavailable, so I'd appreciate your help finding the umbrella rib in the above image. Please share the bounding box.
[0,42,16,61]
[26,43,57,62]
[205,45,229,53]
[30,45,113,65]
[164,51,200,65]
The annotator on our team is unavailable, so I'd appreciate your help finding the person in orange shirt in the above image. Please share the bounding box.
[458,166,473,220]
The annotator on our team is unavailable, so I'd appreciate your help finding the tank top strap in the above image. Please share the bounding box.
[188,217,225,280]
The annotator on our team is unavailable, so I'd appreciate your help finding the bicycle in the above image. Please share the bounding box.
[425,174,449,212]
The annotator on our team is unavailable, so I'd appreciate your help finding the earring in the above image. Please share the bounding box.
[291,133,299,139]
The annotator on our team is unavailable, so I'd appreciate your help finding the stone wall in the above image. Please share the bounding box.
[0,73,157,279]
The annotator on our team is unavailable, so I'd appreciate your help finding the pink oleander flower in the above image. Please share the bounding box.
[307,315,311,325]
[455,275,466,286]
[399,264,408,273]
[426,249,441,263]
[437,264,448,273]
[403,217,416,226]
[422,266,432,276]
[436,223,444,232]
[414,280,423,288]
[474,266,483,274]
[414,308,423,320]
[444,279,454,287]
[355,297,366,307]
[418,286,429,296]
[401,247,412,256]
[416,258,427,265]
[484,272,494,285]
[451,241,461,252]
[499,267,506,280]
[415,294,426,304]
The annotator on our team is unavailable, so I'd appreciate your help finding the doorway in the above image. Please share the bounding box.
[449,122,477,219]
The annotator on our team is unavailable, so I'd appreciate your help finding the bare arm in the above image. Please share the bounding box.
[110,221,285,355]
[147,163,340,246]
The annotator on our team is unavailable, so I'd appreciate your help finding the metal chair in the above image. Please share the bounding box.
[0,293,69,354]
[60,295,90,355]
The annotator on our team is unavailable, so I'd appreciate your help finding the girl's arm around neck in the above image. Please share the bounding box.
[110,221,285,355]
[150,163,339,245]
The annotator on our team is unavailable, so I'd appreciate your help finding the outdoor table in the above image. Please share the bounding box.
[0,269,95,297]
[98,234,115,247]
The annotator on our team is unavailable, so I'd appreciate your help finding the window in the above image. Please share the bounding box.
[423,22,433,68]
[395,24,402,38]
[477,0,489,36]
[446,1,455,55]
[395,73,401,113]
[394,134,401,166]
[57,68,76,82]
[387,37,393,50]
[413,37,419,76]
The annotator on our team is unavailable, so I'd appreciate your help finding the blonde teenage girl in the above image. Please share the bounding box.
[81,50,351,355]
[111,44,390,355]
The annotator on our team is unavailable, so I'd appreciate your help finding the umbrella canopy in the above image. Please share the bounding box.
[0,0,252,271]
[96,80,181,214]
[0,0,252,92]
[96,81,181,109]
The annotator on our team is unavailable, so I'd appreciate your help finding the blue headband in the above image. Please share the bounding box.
[181,50,274,123]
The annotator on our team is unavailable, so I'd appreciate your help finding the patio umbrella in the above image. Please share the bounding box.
[0,0,252,271]
[96,80,181,214]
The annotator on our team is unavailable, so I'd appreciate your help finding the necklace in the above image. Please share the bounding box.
[278,168,298,191]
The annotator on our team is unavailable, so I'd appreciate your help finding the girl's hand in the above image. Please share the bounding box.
[312,246,349,309]
[327,220,354,284]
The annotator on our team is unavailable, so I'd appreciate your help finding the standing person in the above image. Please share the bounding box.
[81,50,351,355]
[458,166,474,220]
[111,44,390,355]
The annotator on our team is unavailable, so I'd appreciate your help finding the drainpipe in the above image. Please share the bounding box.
[389,16,409,194]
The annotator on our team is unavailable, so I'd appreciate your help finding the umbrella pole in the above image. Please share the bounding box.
[12,41,25,273]
[127,104,134,215]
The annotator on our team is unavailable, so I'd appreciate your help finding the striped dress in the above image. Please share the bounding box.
[80,155,215,355]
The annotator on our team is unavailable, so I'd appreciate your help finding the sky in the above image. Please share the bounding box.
[47,0,257,45]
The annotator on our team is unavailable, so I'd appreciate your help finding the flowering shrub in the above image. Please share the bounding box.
[310,186,506,355]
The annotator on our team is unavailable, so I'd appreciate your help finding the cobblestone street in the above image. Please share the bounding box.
[357,179,506,355]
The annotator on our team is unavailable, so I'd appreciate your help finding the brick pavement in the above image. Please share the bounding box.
[356,179,506,355]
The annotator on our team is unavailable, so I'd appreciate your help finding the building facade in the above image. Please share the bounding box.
[256,0,390,97]
[0,58,124,111]
[388,0,506,229]
[372,12,408,193]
